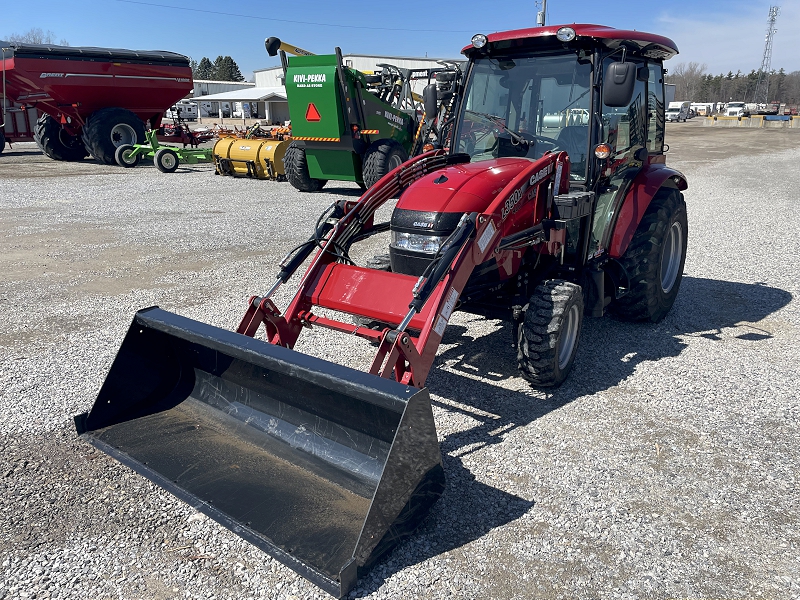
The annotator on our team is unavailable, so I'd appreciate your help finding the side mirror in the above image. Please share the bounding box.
[423,83,438,121]
[603,62,636,107]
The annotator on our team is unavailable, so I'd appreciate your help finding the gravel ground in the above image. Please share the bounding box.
[1,123,799,600]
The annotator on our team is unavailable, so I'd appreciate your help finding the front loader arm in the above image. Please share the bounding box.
[374,151,572,387]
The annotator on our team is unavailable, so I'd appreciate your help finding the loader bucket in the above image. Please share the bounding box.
[74,307,444,598]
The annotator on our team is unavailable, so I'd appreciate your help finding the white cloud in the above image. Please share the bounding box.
[658,1,800,74]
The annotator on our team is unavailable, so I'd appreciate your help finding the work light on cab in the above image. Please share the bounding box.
[471,34,488,49]
[556,27,576,42]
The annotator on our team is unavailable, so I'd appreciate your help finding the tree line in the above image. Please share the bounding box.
[191,56,246,82]
[5,28,69,45]
[667,62,800,105]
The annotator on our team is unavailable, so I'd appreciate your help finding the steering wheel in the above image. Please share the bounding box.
[518,132,562,154]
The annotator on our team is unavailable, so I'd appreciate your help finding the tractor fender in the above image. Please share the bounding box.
[608,164,688,258]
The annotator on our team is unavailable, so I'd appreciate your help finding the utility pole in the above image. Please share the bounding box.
[753,6,780,105]
[536,0,547,26]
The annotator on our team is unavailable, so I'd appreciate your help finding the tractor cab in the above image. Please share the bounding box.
[406,24,680,265]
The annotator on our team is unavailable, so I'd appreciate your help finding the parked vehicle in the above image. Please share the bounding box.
[0,40,192,164]
[164,100,198,121]
[726,101,750,117]
[76,23,688,598]
[666,101,691,122]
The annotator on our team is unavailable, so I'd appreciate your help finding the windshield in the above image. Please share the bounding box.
[729,102,745,107]
[457,52,592,181]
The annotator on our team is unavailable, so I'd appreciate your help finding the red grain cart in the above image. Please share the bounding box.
[1,40,192,163]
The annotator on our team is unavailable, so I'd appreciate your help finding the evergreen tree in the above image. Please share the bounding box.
[194,57,215,80]
[212,56,245,82]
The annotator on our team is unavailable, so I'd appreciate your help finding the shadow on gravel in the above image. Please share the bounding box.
[351,276,792,597]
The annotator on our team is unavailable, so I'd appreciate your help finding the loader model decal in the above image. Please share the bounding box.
[501,163,554,220]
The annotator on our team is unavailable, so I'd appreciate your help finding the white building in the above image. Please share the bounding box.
[192,79,255,98]
[192,87,289,123]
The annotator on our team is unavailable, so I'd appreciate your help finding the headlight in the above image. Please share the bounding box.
[391,231,446,254]
[471,33,488,49]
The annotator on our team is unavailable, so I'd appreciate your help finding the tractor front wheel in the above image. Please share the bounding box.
[33,115,88,162]
[154,148,180,173]
[0,129,5,154]
[82,107,145,165]
[283,141,327,192]
[517,280,584,388]
[363,140,408,188]
[115,144,141,168]
[610,188,687,322]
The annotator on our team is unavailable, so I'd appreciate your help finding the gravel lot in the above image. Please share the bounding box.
[1,121,799,600]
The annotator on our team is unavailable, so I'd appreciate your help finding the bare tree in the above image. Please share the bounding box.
[667,61,708,100]
[6,28,69,46]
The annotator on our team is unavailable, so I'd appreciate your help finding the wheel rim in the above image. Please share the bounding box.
[660,221,684,294]
[160,152,177,170]
[110,123,136,147]
[557,304,580,370]
[122,149,136,165]
[388,153,403,171]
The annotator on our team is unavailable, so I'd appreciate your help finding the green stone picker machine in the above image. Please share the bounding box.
[265,37,459,191]
[76,24,687,598]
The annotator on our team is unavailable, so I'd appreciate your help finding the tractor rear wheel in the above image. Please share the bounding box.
[610,188,687,322]
[363,140,408,188]
[517,280,583,388]
[283,141,327,192]
[33,115,88,161]
[82,107,145,165]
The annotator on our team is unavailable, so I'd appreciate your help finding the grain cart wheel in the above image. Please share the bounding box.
[33,115,88,161]
[610,188,688,322]
[154,148,180,173]
[363,140,408,188]
[517,280,584,388]
[283,141,327,192]
[115,144,141,168]
[82,107,145,165]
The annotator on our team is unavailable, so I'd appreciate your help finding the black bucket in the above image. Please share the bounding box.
[75,307,444,598]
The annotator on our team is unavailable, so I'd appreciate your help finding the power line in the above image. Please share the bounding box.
[117,0,487,33]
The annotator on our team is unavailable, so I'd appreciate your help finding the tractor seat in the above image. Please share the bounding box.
[555,126,589,166]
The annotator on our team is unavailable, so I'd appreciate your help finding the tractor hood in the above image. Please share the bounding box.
[395,157,532,226]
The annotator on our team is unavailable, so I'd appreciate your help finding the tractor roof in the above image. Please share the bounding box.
[462,24,678,60]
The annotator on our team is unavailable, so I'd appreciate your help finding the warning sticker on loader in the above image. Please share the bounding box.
[434,315,448,337]
[441,288,459,321]
[477,220,496,253]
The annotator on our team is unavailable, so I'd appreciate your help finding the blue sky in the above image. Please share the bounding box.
[3,0,798,79]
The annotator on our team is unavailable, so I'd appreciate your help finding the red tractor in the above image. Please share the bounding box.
[77,24,687,598]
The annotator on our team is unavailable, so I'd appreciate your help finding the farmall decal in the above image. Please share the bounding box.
[293,73,327,88]
[500,163,554,220]
[39,73,64,78]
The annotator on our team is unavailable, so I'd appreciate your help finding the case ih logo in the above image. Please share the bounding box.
[413,221,434,229]
[39,73,64,78]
